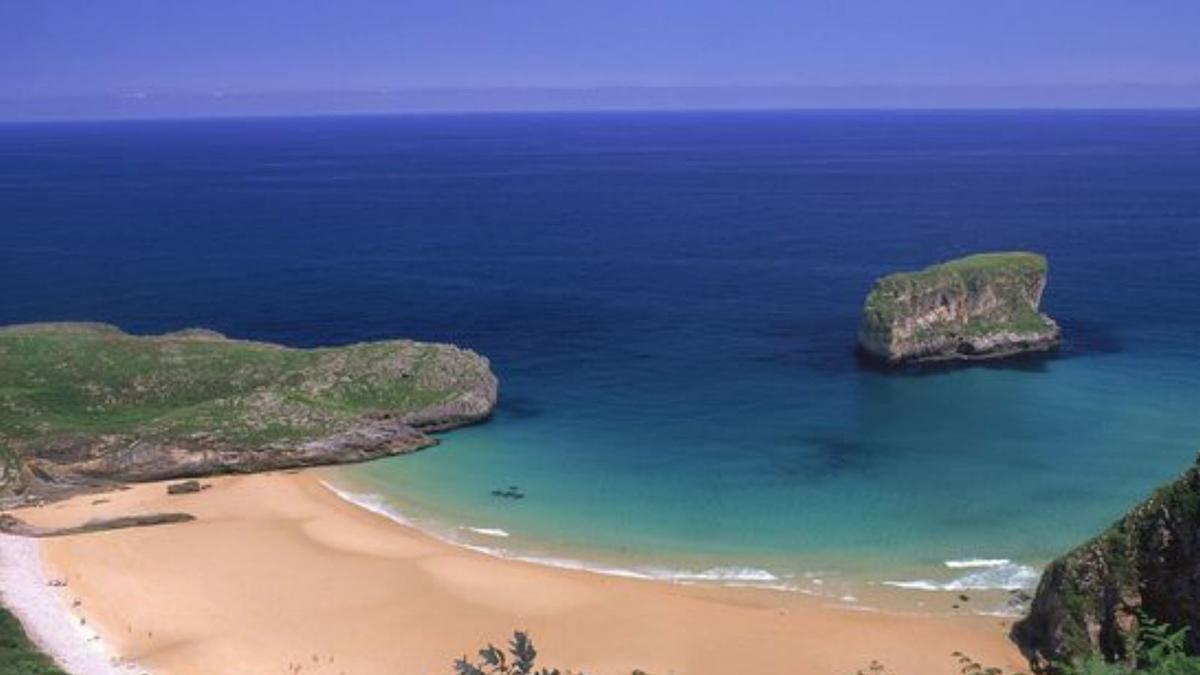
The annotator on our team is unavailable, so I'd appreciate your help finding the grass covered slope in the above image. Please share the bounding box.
[859,252,1061,365]
[0,323,497,500]
[0,607,65,675]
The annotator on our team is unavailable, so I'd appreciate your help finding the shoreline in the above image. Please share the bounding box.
[318,478,814,593]
[322,470,1038,616]
[0,533,135,675]
[4,470,1027,675]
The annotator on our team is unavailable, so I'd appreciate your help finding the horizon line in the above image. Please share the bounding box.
[5,83,1200,124]
[3,106,1200,127]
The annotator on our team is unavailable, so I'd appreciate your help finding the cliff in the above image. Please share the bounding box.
[1013,455,1200,669]
[0,323,498,504]
[858,252,1062,365]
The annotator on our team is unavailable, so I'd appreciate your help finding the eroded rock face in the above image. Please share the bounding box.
[1013,456,1200,670]
[858,252,1062,365]
[0,323,498,504]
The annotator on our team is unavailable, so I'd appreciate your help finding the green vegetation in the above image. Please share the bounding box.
[463,624,1200,675]
[0,323,494,494]
[865,252,1047,302]
[1019,464,1200,663]
[857,616,1200,675]
[453,632,654,675]
[863,251,1052,331]
[931,252,1048,275]
[0,607,66,675]
[1046,614,1200,675]
[860,251,1059,362]
[453,631,574,675]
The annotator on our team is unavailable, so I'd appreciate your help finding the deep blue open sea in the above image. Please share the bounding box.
[3,111,1199,609]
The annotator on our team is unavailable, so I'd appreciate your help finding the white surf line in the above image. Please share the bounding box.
[0,533,143,675]
[464,527,511,538]
[944,558,1012,569]
[319,480,800,592]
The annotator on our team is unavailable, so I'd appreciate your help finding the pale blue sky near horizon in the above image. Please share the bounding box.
[2,0,1200,119]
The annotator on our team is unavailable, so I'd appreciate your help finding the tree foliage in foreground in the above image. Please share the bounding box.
[453,631,571,675]
[856,614,1200,675]
[452,631,656,675]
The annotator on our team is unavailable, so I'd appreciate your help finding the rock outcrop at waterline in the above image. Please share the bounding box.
[0,323,498,505]
[1013,455,1200,669]
[858,252,1062,366]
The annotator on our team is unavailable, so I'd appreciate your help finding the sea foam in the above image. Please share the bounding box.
[320,481,788,589]
[323,481,1040,600]
[321,482,418,527]
[452,546,786,588]
[465,527,511,538]
[943,558,1013,569]
[883,558,1039,591]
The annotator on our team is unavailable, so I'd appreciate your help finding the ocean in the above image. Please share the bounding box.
[3,110,1199,610]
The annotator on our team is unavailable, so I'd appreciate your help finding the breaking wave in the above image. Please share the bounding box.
[321,481,788,589]
[883,558,1039,591]
[465,527,511,538]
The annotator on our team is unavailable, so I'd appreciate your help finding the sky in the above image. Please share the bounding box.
[2,0,1200,119]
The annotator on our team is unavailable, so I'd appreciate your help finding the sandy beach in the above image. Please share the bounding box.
[2,471,1025,675]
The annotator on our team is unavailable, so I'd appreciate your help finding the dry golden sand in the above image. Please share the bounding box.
[9,472,1025,675]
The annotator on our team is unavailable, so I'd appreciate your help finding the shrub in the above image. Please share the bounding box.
[453,631,571,675]
[853,615,1200,675]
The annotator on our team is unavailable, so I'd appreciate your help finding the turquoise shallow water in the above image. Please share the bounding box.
[334,343,1200,602]
[3,110,1199,607]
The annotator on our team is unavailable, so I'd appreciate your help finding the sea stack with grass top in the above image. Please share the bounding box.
[858,251,1062,366]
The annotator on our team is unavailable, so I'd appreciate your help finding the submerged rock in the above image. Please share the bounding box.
[1013,454,1200,669]
[858,252,1061,366]
[491,486,526,500]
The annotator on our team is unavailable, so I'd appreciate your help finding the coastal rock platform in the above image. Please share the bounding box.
[0,323,498,505]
